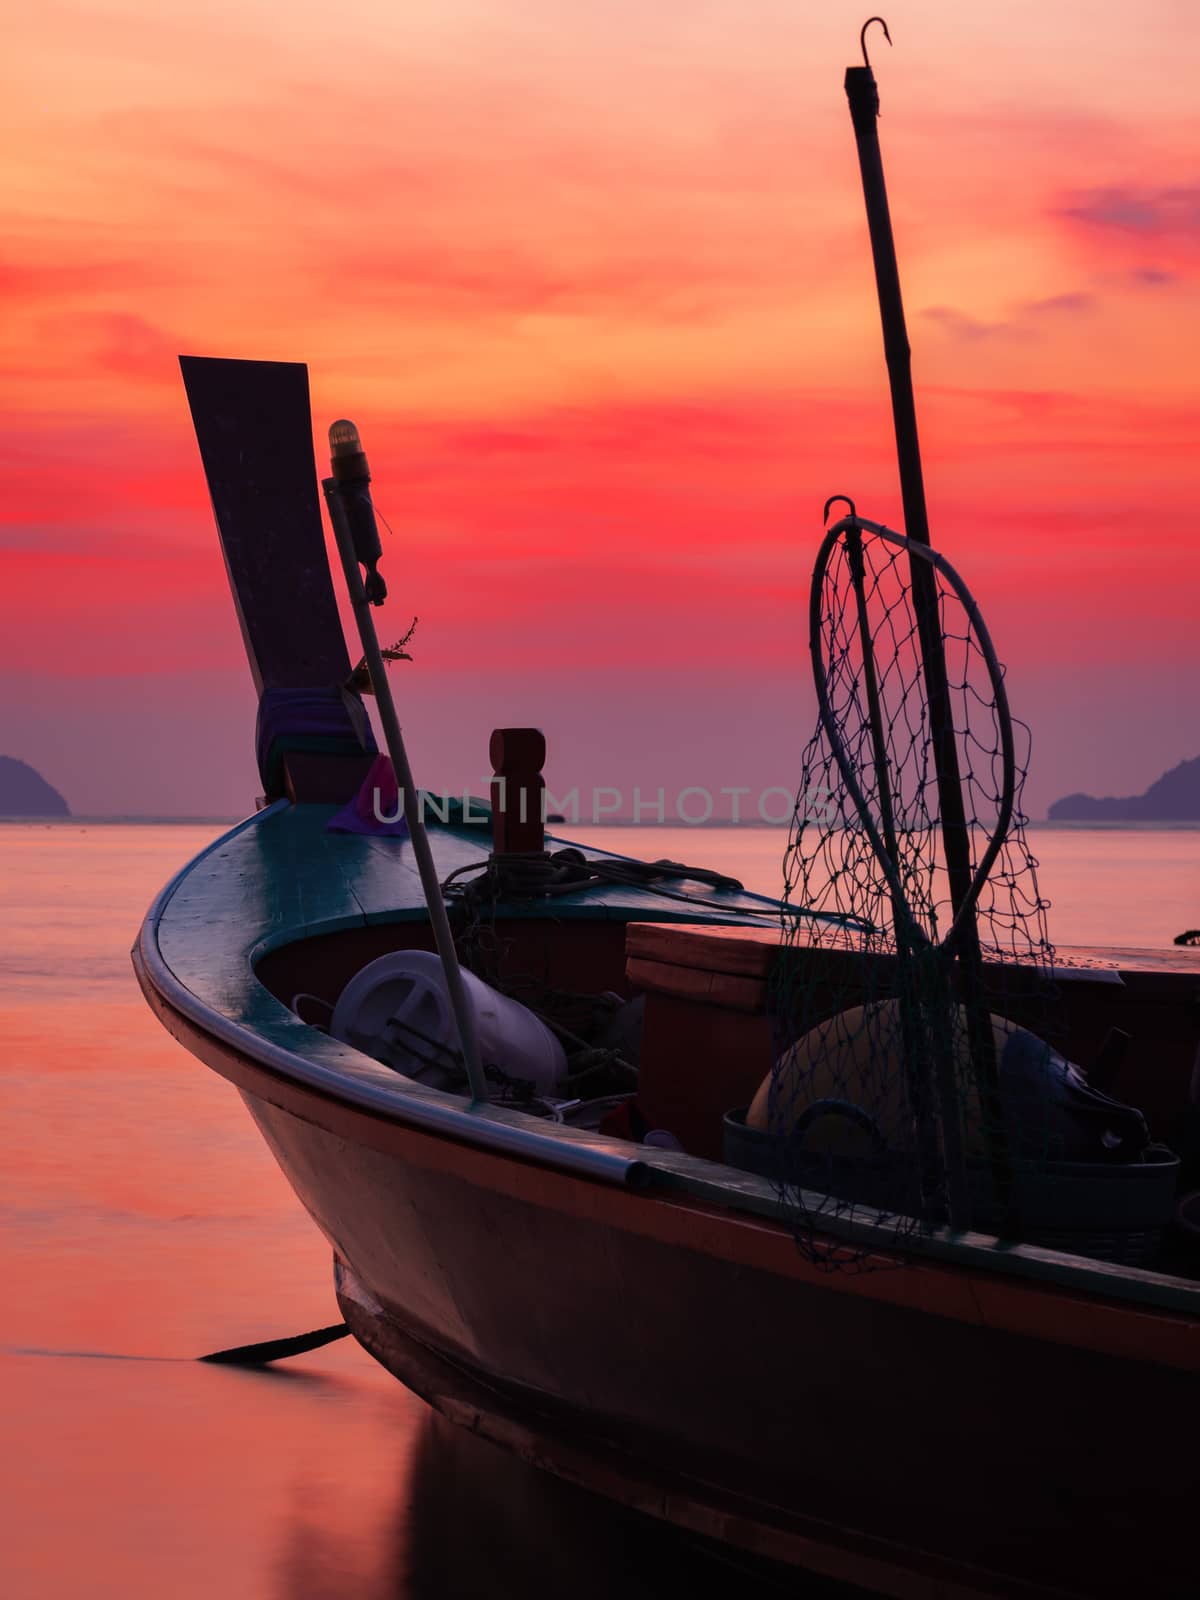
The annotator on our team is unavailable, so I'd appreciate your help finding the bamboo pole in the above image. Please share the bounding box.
[322,449,489,1106]
[843,22,1013,1229]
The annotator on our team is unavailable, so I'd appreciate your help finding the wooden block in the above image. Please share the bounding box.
[626,921,787,978]
[283,750,378,804]
[490,725,545,855]
[626,956,769,1014]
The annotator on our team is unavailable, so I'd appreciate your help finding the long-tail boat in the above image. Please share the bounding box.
[134,28,1200,1600]
[133,350,1200,1600]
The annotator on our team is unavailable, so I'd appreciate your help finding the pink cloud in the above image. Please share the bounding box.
[1057,185,1200,235]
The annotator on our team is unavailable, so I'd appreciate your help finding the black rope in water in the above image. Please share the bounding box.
[199,1324,350,1365]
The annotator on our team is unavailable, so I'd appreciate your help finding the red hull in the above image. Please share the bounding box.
[140,970,1198,1600]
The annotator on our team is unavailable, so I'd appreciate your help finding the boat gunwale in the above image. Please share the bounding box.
[134,805,1200,1323]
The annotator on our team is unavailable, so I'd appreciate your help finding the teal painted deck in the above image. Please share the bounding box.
[149,800,783,1122]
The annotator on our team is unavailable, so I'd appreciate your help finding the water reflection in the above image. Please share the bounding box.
[280,1406,852,1600]
[0,821,885,1597]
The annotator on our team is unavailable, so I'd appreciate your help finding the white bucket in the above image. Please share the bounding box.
[329,950,566,1097]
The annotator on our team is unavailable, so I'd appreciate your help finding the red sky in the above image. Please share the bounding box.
[3,2,1198,816]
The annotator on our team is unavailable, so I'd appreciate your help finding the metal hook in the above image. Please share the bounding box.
[823,494,857,526]
[860,16,892,70]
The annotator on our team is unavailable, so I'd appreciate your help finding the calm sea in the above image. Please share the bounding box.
[1,819,1196,1597]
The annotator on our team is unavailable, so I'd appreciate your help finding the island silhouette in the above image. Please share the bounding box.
[1049,755,1200,823]
[0,756,70,817]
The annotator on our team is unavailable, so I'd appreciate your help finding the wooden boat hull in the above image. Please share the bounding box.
[139,965,1197,1600]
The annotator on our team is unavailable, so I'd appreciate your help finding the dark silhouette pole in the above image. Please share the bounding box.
[843,20,1013,1231]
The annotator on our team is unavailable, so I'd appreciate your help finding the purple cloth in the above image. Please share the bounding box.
[327,754,410,839]
[255,685,377,794]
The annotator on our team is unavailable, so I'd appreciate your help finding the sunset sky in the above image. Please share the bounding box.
[3,1,1197,817]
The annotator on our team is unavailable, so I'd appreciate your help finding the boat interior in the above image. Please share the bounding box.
[169,352,1200,1305]
[242,795,1200,1291]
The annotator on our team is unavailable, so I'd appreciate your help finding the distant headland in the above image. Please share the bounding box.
[0,756,70,817]
[1048,755,1200,823]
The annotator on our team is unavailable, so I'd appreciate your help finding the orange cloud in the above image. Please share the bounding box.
[2,3,1197,811]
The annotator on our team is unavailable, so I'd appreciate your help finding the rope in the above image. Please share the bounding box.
[441,847,869,928]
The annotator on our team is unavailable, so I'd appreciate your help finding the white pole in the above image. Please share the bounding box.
[322,476,489,1105]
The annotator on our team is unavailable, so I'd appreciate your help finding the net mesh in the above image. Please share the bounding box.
[766,509,1062,1267]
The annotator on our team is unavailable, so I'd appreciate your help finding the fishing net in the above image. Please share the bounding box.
[765,504,1064,1266]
